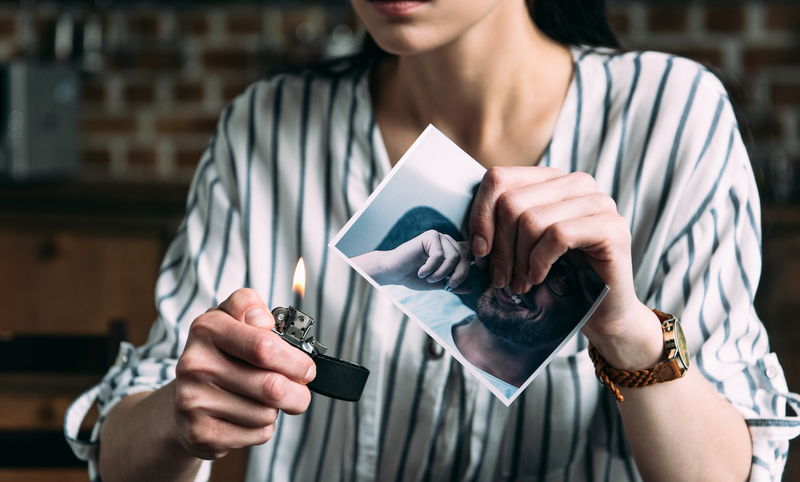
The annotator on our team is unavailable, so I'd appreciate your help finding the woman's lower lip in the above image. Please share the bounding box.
[368,0,428,17]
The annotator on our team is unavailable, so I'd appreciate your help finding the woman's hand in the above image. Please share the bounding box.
[468,166,663,370]
[350,230,474,294]
[173,289,316,459]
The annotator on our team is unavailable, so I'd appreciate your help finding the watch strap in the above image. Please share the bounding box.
[588,347,682,401]
[588,309,684,402]
[307,353,370,402]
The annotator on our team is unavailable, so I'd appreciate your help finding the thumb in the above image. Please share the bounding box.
[417,235,444,278]
[244,307,274,328]
[218,288,272,326]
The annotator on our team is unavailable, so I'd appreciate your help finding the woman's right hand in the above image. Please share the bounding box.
[173,288,316,460]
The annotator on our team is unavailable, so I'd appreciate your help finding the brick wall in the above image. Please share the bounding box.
[0,2,796,196]
[608,1,800,205]
[0,3,359,181]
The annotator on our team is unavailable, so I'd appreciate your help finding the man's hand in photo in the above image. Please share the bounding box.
[350,230,473,294]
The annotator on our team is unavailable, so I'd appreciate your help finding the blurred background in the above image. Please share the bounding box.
[0,0,797,480]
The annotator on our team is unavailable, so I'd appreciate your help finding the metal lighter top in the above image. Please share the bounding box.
[271,306,369,402]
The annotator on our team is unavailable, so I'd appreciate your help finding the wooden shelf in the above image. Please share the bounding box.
[0,178,189,237]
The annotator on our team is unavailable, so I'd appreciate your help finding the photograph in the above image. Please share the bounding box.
[331,126,607,404]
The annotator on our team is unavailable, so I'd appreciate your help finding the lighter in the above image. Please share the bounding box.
[272,306,370,402]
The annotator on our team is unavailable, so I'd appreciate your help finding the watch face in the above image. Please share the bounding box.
[673,320,690,369]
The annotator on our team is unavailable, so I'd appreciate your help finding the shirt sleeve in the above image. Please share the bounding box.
[642,71,800,481]
[63,81,264,480]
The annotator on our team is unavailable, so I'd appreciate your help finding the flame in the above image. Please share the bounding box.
[292,258,306,299]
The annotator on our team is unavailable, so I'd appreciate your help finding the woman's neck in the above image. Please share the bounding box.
[372,4,574,167]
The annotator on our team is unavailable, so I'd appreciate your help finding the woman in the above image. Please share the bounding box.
[65,0,797,480]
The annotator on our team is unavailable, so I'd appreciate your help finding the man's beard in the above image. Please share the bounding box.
[474,287,570,350]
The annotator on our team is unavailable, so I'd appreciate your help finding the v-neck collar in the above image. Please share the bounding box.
[361,45,588,174]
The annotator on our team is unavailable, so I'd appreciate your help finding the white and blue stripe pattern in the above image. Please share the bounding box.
[65,47,799,482]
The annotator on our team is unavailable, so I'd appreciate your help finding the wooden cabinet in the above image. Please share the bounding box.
[0,180,189,341]
[0,180,186,482]
[0,179,249,481]
[0,230,162,344]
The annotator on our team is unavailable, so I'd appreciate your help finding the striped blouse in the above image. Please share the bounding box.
[65,47,800,482]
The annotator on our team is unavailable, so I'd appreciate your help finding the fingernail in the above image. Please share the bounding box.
[305,363,317,383]
[245,308,270,327]
[491,265,506,288]
[449,278,461,290]
[472,235,488,257]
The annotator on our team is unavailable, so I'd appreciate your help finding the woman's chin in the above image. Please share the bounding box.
[371,27,465,57]
[375,42,423,57]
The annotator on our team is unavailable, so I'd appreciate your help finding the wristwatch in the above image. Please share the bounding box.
[588,309,690,402]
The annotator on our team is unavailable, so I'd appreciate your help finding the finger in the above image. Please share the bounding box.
[445,237,473,290]
[488,191,520,288]
[211,394,280,428]
[475,255,489,271]
[218,288,270,324]
[527,212,628,286]
[190,312,316,384]
[214,366,312,415]
[179,333,313,413]
[427,234,461,283]
[468,166,564,259]
[244,307,275,329]
[417,231,446,279]
[176,413,277,459]
[489,172,600,290]
[448,281,473,295]
[178,379,280,428]
[510,192,616,293]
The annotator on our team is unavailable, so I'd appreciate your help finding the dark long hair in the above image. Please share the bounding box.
[314,0,619,76]
[532,0,619,49]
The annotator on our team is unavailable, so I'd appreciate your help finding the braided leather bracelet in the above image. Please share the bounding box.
[588,309,687,402]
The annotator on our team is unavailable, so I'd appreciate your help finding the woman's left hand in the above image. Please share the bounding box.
[468,166,662,369]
